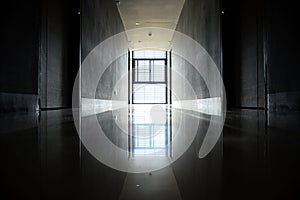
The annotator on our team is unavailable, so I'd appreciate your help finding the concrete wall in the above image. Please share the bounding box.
[176,0,221,67]
[0,0,40,112]
[82,0,128,100]
[96,54,128,101]
[223,0,300,112]
[171,55,209,101]
[82,0,125,61]
[0,0,79,112]
[40,0,80,109]
[266,0,300,112]
[222,0,265,109]
[172,0,221,102]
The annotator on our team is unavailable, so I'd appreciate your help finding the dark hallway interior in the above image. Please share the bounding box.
[0,0,300,199]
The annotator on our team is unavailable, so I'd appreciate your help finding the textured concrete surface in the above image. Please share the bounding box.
[172,0,220,101]
[82,0,128,101]
[0,0,39,95]
[222,0,265,109]
[0,0,39,112]
[0,93,37,113]
[40,0,80,109]
[222,0,300,111]
[96,54,128,100]
[269,91,300,112]
[176,0,221,67]
[0,0,79,112]
[266,0,300,112]
[82,0,124,60]
[172,54,209,100]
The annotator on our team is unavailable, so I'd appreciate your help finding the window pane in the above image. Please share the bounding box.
[134,60,165,82]
[152,61,165,82]
[133,50,166,59]
[133,84,166,104]
[137,60,150,81]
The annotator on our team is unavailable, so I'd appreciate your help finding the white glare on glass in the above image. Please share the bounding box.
[133,50,166,59]
[133,84,166,104]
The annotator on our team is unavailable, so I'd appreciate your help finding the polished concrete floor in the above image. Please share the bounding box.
[0,107,300,200]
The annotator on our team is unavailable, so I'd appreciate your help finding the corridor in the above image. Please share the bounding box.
[1,0,300,199]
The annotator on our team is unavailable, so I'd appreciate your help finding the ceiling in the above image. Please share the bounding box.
[117,0,185,50]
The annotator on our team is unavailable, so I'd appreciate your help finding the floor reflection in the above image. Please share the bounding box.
[1,109,300,199]
[130,104,171,157]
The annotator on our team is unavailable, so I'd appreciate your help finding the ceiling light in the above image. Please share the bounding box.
[135,22,140,26]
